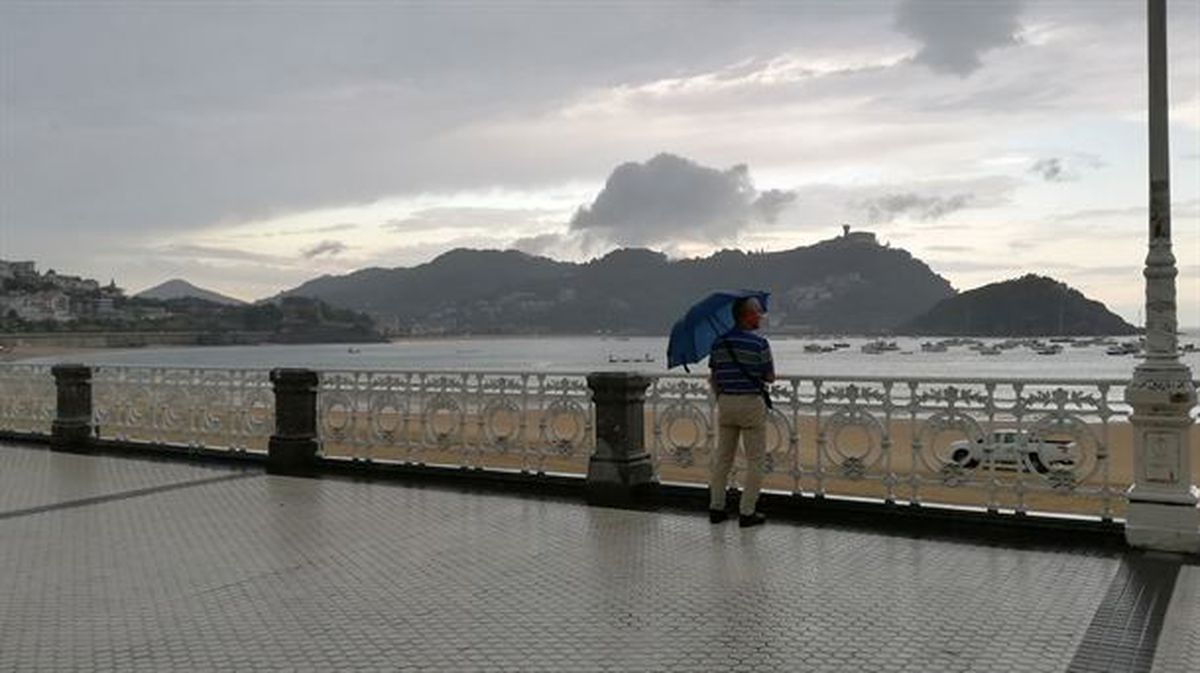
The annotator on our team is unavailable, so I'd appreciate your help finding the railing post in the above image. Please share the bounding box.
[585,372,655,507]
[268,368,320,476]
[51,363,93,453]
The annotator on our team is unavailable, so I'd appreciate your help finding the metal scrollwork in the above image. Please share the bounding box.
[423,393,463,445]
[658,401,710,454]
[482,397,521,448]
[821,407,885,480]
[1025,412,1102,486]
[368,391,407,443]
[915,410,986,477]
[541,398,587,454]
[321,391,356,441]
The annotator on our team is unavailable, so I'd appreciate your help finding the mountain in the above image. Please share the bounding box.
[136,279,246,306]
[902,274,1138,336]
[278,230,955,335]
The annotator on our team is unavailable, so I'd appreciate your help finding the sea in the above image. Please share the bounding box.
[16,334,1200,381]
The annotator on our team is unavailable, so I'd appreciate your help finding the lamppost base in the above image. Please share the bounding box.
[1125,485,1200,554]
[586,454,656,508]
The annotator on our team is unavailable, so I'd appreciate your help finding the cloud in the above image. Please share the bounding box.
[299,222,359,235]
[1052,199,1200,223]
[153,243,287,265]
[894,0,1023,76]
[568,153,793,246]
[384,207,561,234]
[857,192,975,223]
[1028,154,1104,182]
[301,240,348,258]
[1029,157,1068,182]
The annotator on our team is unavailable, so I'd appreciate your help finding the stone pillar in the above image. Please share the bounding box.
[268,368,320,476]
[51,364,93,453]
[586,372,655,507]
[1125,0,1199,554]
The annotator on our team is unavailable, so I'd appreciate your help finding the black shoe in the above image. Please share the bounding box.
[709,509,729,523]
[739,512,766,528]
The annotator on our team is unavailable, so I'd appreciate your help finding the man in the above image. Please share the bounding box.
[707,296,774,528]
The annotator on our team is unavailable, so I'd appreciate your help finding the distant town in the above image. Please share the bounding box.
[0,259,125,324]
[0,259,379,344]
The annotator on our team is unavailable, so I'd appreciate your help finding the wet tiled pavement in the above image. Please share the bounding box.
[0,441,1195,672]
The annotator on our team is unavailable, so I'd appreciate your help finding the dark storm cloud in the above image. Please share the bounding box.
[858,192,975,223]
[301,240,348,258]
[568,153,793,246]
[894,0,1023,76]
[752,189,798,224]
[509,233,569,257]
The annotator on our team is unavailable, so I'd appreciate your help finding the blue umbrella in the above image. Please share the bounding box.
[667,289,770,370]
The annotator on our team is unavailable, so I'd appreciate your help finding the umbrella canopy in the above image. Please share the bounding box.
[667,289,770,370]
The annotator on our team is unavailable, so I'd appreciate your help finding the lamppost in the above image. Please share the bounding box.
[1124,0,1199,553]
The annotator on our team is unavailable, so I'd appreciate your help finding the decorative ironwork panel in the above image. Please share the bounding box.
[0,364,55,435]
[316,370,593,473]
[643,373,1139,521]
[92,366,273,452]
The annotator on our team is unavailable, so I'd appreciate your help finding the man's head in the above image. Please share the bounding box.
[731,297,764,330]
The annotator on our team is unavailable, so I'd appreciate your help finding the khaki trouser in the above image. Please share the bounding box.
[710,394,767,516]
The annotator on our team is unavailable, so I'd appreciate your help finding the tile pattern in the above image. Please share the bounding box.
[0,443,1137,672]
[0,442,247,514]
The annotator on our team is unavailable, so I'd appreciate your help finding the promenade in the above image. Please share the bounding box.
[1,440,1195,672]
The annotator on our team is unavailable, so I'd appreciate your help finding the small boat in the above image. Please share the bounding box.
[921,341,948,353]
[861,341,887,355]
[1034,344,1063,355]
[978,345,1002,356]
[1181,343,1198,353]
[608,353,656,364]
[1106,343,1139,356]
[1049,337,1075,343]
[803,343,825,353]
[861,340,899,354]
[832,341,851,349]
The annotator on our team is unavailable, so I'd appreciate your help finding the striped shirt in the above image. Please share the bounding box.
[709,329,774,395]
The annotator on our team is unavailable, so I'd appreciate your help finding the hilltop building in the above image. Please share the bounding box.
[0,260,37,280]
[840,224,877,245]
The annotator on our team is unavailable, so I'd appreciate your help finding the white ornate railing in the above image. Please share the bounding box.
[318,370,594,473]
[4,360,1193,520]
[0,364,55,435]
[92,366,274,452]
[648,374,1138,519]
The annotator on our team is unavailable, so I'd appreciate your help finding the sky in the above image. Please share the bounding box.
[1,0,1198,325]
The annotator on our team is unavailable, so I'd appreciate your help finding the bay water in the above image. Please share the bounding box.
[18,334,1200,381]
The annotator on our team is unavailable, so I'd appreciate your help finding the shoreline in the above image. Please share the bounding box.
[0,345,101,363]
